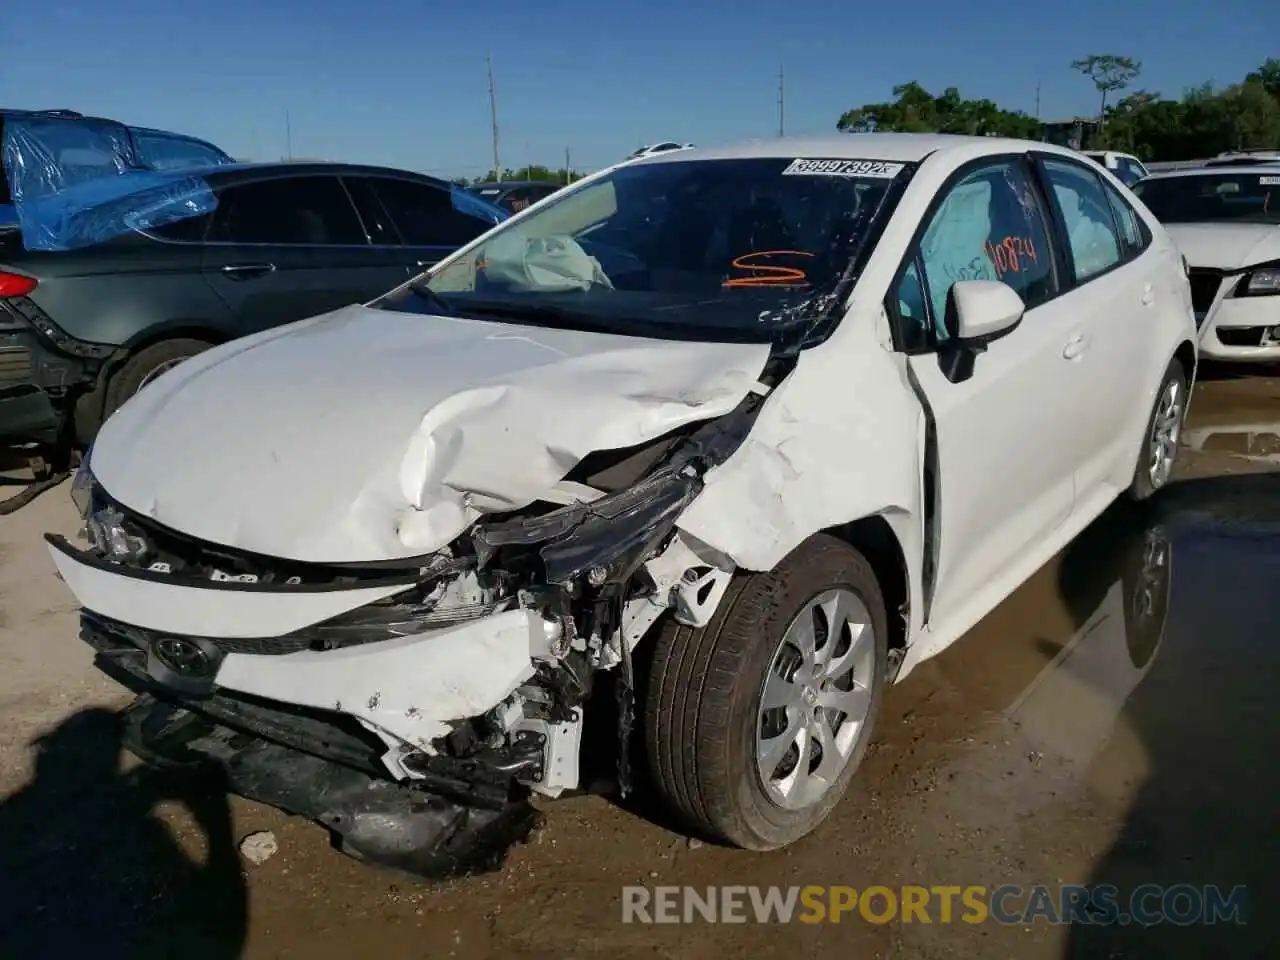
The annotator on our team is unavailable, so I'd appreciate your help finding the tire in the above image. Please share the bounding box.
[643,534,889,850]
[1127,359,1187,502]
[102,338,212,425]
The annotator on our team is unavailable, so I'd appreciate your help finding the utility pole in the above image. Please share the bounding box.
[487,52,501,182]
[284,108,293,160]
[778,64,785,137]
[564,145,571,184]
[1034,82,1041,121]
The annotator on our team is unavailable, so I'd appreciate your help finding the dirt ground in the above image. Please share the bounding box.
[1,365,1277,959]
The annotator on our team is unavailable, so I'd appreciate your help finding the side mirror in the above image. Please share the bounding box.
[939,280,1026,383]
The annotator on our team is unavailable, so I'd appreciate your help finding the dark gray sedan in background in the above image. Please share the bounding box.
[0,162,505,446]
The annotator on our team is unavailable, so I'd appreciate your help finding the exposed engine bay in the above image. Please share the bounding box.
[51,373,779,875]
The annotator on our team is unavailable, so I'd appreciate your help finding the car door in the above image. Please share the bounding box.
[200,174,407,334]
[355,175,495,276]
[889,156,1083,630]
[1036,154,1155,497]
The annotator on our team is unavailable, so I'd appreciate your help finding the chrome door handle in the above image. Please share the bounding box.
[221,263,277,280]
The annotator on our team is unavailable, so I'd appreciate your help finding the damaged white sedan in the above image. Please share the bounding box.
[50,134,1197,876]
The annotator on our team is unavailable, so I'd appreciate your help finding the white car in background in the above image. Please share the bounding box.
[1083,150,1150,186]
[52,134,1196,875]
[626,141,694,160]
[1134,166,1280,361]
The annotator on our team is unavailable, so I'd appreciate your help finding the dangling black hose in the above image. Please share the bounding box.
[0,469,69,515]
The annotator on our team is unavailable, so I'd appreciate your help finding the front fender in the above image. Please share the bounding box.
[677,322,927,637]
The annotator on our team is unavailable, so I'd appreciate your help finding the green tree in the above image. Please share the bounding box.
[1245,58,1280,100]
[470,164,582,185]
[836,82,1038,137]
[1071,54,1142,120]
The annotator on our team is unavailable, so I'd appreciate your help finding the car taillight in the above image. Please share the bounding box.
[0,271,37,298]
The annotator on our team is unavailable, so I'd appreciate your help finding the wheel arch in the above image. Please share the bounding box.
[822,514,911,656]
[75,324,229,446]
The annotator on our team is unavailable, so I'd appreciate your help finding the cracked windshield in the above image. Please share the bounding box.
[384,157,901,340]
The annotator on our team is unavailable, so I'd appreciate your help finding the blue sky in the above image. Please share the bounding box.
[3,0,1275,179]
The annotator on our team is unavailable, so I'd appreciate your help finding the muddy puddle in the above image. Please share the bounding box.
[2,381,1278,959]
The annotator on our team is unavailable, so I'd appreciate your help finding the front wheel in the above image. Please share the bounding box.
[102,338,212,425]
[1127,359,1187,501]
[643,534,888,849]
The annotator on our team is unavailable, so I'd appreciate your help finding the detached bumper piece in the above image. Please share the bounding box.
[121,694,540,880]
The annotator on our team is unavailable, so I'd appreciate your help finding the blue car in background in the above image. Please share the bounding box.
[0,108,234,231]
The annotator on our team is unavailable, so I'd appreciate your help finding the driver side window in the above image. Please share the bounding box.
[893,159,1057,350]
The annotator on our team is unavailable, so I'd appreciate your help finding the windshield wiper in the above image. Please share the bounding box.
[405,278,456,316]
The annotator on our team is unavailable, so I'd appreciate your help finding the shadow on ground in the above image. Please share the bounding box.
[1062,474,1280,957]
[0,708,248,960]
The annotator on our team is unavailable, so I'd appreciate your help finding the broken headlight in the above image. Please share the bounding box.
[70,450,101,521]
[85,504,149,563]
[473,465,700,587]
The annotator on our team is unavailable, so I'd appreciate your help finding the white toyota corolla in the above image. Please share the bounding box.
[51,134,1197,875]
[1133,166,1280,361]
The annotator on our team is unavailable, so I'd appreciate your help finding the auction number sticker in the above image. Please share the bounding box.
[1260,176,1280,185]
[782,158,905,179]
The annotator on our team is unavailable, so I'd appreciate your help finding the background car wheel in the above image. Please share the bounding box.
[643,534,888,850]
[102,338,212,425]
[1128,359,1187,502]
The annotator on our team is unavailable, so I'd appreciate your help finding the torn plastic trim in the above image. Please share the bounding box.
[3,115,218,252]
[119,696,539,881]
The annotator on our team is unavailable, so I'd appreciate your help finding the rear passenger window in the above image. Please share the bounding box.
[1040,159,1124,281]
[210,176,366,245]
[369,178,491,247]
[904,159,1057,345]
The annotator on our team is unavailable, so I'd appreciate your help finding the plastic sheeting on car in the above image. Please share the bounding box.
[450,185,509,225]
[2,115,217,252]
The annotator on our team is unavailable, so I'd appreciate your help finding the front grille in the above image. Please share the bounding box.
[88,610,315,657]
[1217,327,1266,347]
[0,345,33,386]
[1188,269,1225,314]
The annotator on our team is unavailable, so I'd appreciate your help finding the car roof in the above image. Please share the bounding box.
[193,160,456,189]
[631,133,1083,166]
[1140,165,1280,181]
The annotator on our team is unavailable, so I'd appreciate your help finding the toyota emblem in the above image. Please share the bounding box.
[153,637,217,678]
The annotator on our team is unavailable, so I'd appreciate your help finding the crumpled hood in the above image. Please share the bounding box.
[1164,222,1280,271]
[91,304,770,563]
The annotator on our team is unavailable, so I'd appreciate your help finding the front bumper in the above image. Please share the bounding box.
[47,533,551,755]
[47,537,555,757]
[1198,295,1280,361]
